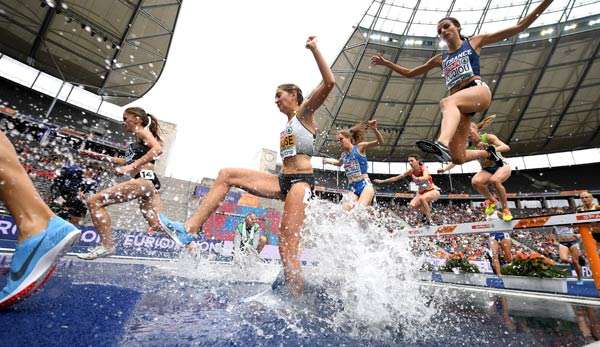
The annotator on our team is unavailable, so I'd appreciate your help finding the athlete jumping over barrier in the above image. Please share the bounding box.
[323,120,383,210]
[371,0,554,164]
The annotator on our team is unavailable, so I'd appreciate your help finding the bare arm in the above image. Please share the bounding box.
[486,134,510,153]
[471,0,553,49]
[297,36,335,122]
[438,163,456,173]
[80,149,126,165]
[414,167,432,181]
[358,120,384,152]
[323,158,341,166]
[371,53,442,78]
[127,129,163,170]
[373,170,410,185]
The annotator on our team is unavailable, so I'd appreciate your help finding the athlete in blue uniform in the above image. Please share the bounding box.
[78,107,169,259]
[323,120,383,210]
[371,0,553,164]
[0,129,80,309]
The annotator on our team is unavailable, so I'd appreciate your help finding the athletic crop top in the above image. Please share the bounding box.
[412,164,436,193]
[125,141,155,165]
[441,39,481,90]
[468,133,503,168]
[340,145,369,183]
[279,115,315,159]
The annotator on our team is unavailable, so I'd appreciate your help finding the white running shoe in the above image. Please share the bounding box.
[76,245,115,260]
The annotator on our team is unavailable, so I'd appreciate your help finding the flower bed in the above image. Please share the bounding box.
[501,251,567,278]
[439,253,480,274]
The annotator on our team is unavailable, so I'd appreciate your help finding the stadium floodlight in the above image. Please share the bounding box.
[540,28,554,36]
[405,39,415,45]
[414,40,423,45]
[438,40,447,48]
[590,19,600,26]
[519,32,530,39]
[564,24,577,31]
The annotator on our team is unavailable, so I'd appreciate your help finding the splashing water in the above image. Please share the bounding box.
[299,198,438,341]
[167,197,439,343]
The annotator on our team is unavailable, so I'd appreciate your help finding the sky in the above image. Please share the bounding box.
[130,1,371,181]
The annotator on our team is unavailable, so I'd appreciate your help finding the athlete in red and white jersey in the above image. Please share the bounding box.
[374,154,440,225]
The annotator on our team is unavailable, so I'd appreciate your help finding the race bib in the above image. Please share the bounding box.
[139,169,155,180]
[343,158,363,181]
[280,126,297,159]
[443,51,474,89]
[415,178,431,191]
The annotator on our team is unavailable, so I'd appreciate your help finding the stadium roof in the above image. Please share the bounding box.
[315,0,600,161]
[0,0,182,106]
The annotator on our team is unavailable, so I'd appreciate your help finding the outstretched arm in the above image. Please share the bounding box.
[438,163,456,173]
[80,149,126,165]
[414,166,432,181]
[471,0,554,49]
[373,171,410,185]
[298,36,336,121]
[323,158,342,166]
[116,129,162,175]
[371,53,442,78]
[358,120,384,152]
[486,134,510,153]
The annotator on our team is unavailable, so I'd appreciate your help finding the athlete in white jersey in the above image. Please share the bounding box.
[159,36,335,297]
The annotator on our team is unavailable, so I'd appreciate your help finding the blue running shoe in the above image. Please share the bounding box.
[159,214,194,246]
[0,216,80,309]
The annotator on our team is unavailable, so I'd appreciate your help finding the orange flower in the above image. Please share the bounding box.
[515,251,528,260]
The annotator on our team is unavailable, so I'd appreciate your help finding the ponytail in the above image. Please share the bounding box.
[124,107,162,143]
[476,114,496,131]
[349,122,367,144]
[146,113,162,143]
[340,122,367,145]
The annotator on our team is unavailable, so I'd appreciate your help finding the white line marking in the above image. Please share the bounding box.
[421,281,600,305]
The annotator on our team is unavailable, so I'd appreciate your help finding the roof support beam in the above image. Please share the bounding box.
[477,0,533,122]
[140,2,180,10]
[366,0,422,121]
[315,0,386,153]
[28,5,55,65]
[591,124,600,144]
[126,32,172,41]
[100,0,143,92]
[507,0,576,143]
[386,0,455,160]
[473,0,493,36]
[543,38,600,148]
